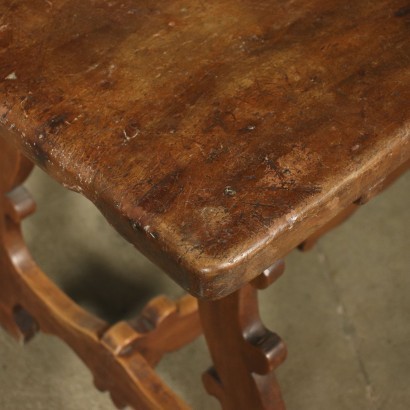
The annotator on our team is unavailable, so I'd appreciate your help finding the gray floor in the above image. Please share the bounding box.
[0,169,409,410]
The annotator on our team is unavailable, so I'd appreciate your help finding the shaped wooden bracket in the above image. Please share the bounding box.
[101,294,201,366]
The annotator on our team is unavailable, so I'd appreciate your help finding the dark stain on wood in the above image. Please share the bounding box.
[394,6,410,17]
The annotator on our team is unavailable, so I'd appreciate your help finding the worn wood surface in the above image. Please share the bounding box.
[1,0,409,299]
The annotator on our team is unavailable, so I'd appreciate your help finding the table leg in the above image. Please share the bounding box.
[199,262,287,410]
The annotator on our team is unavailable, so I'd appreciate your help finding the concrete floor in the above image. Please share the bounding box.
[0,168,409,410]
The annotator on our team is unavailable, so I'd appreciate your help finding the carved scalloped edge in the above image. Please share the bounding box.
[0,150,190,409]
[101,294,201,366]
[0,203,190,409]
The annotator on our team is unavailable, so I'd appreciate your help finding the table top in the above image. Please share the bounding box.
[1,0,409,299]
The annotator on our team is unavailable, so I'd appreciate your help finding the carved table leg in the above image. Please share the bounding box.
[199,261,287,410]
[0,137,35,340]
[0,136,195,409]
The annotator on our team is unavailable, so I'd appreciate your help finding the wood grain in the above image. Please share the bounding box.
[0,0,408,298]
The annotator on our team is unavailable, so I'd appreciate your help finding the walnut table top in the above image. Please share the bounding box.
[1,0,409,299]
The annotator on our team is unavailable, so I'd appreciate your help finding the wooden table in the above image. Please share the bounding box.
[0,1,409,408]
